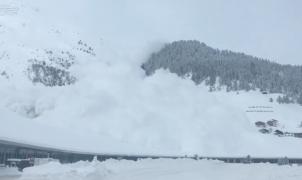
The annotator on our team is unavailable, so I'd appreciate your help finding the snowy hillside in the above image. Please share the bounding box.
[1,0,302,157]
[142,40,302,105]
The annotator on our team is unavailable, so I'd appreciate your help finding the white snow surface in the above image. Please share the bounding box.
[0,167,20,177]
[0,0,302,156]
[18,159,302,180]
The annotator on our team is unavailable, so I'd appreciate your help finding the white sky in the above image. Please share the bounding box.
[17,0,302,65]
[124,0,302,65]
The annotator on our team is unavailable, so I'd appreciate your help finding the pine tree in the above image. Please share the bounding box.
[142,40,302,105]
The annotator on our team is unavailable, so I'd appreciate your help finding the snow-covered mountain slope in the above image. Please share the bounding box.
[1,0,302,157]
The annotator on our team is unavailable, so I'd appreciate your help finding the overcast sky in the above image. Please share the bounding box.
[186,0,302,65]
[31,0,302,65]
[126,0,302,65]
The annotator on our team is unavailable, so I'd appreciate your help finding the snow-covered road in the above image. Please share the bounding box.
[15,159,302,180]
[1,176,20,180]
[0,167,21,180]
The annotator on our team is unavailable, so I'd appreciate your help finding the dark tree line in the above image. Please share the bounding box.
[26,49,77,87]
[28,61,76,87]
[142,40,302,105]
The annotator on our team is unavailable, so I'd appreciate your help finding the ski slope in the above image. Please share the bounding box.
[0,0,302,157]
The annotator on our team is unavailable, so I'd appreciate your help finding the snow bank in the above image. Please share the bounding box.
[0,167,20,177]
[20,160,110,180]
[20,159,302,180]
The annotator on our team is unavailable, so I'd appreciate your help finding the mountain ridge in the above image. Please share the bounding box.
[142,40,302,105]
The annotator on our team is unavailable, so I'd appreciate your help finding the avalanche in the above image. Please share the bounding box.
[0,0,302,157]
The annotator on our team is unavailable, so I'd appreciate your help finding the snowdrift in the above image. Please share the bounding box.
[19,159,302,180]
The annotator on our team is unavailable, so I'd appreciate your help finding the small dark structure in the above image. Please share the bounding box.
[241,155,252,164]
[277,157,290,165]
[267,119,278,127]
[274,130,284,136]
[294,133,302,138]
[259,129,270,134]
[6,158,34,171]
[199,156,302,165]
[284,132,294,137]
[255,121,266,128]
[261,91,268,95]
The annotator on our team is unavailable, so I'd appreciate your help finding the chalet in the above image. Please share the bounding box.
[259,128,270,134]
[255,121,266,128]
[284,132,294,137]
[274,130,284,136]
[267,119,278,127]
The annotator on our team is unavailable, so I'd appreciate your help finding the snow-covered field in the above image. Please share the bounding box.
[8,159,300,180]
[0,0,302,157]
